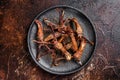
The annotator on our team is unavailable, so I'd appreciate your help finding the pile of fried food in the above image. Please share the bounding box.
[33,10,94,66]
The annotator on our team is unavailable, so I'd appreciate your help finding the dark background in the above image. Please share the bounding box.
[0,0,120,80]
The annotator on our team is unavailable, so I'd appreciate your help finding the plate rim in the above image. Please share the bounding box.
[27,5,97,75]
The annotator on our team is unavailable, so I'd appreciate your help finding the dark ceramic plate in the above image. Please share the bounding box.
[27,5,96,75]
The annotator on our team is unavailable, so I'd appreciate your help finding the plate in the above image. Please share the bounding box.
[27,5,96,75]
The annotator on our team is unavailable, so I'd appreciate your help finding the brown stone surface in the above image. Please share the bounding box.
[0,0,120,80]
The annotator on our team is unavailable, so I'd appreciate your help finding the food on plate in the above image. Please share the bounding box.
[33,9,94,66]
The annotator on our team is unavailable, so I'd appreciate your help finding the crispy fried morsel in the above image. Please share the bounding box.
[71,18,94,46]
[44,18,67,31]
[71,18,83,38]
[34,20,55,61]
[35,20,44,41]
[73,37,87,61]
[54,41,72,61]
[44,32,61,42]
[67,26,78,51]
[43,18,57,28]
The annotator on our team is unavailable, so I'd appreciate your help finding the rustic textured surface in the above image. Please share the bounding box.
[0,0,120,80]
